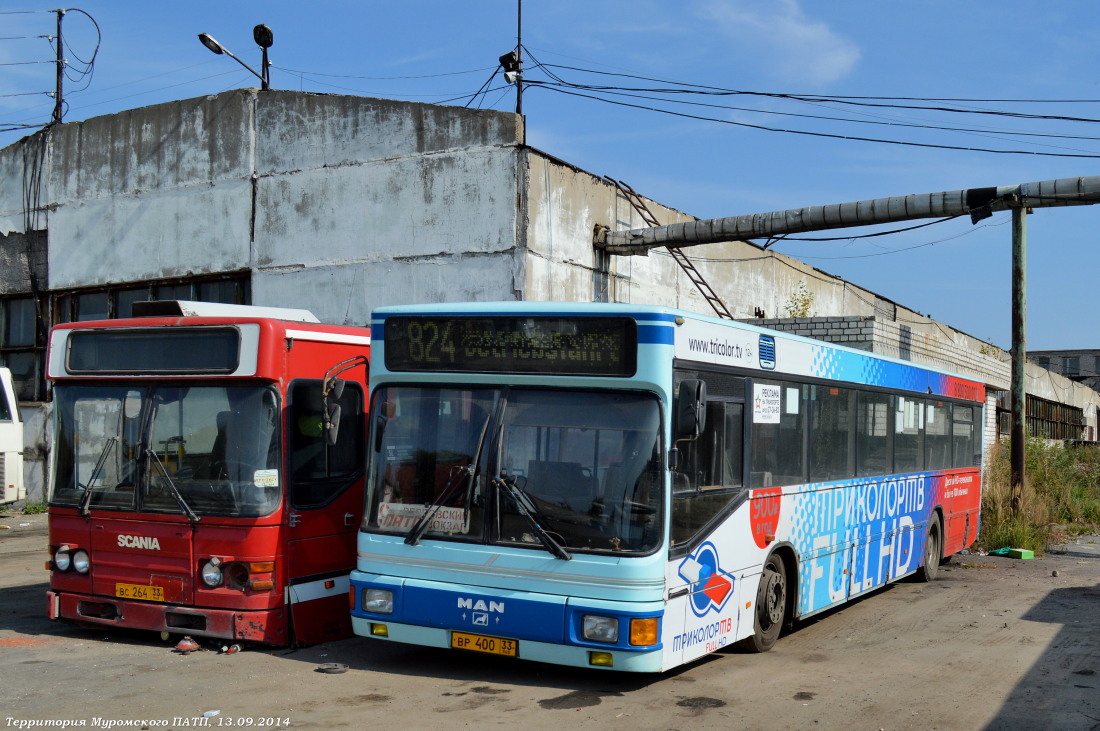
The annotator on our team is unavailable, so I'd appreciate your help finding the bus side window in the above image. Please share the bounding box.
[0,383,11,421]
[809,385,855,483]
[290,380,364,508]
[856,391,891,477]
[893,395,925,473]
[951,404,977,468]
[671,400,744,547]
[751,383,805,487]
[924,401,952,470]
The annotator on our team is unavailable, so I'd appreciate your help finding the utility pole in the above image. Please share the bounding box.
[1010,204,1028,512]
[52,9,65,124]
[515,0,523,116]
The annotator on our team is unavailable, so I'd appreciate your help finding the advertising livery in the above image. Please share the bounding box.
[349,303,984,672]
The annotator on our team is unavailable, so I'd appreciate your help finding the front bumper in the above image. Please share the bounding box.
[46,590,288,645]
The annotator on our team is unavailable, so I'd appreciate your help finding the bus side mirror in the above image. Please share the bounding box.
[329,378,346,401]
[325,404,342,446]
[322,377,348,446]
[675,379,707,440]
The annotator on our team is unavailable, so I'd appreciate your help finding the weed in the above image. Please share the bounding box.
[783,280,815,318]
[978,440,1100,554]
[21,502,47,515]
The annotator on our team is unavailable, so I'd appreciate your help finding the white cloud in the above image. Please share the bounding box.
[696,0,860,85]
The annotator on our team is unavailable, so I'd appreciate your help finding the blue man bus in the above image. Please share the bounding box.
[348,302,985,672]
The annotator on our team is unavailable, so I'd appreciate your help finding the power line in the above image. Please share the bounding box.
[524,83,1100,159]
[273,64,496,80]
[535,62,1100,121]
[536,82,1100,146]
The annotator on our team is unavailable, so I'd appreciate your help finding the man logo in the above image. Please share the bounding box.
[457,597,505,613]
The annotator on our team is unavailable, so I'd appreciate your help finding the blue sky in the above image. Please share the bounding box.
[2,1,1098,350]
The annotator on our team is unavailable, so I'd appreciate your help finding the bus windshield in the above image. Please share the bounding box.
[365,386,663,555]
[51,384,281,518]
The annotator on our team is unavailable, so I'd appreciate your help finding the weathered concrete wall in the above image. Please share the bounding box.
[41,93,255,287]
[524,151,845,316]
[1,90,524,324]
[523,153,691,306]
[0,133,41,235]
[0,230,46,295]
[252,93,523,323]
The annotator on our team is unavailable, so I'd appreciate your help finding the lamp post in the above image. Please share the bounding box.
[197,24,273,90]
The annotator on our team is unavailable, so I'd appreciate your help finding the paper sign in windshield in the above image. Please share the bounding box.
[254,469,279,488]
[753,383,781,424]
[378,503,470,534]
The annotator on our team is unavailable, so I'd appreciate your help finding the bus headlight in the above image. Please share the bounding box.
[200,558,224,587]
[582,614,619,643]
[364,588,393,614]
[72,550,91,574]
[53,548,71,572]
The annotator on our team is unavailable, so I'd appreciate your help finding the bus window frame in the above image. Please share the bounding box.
[287,378,366,510]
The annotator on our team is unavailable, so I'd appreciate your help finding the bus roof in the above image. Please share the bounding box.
[369,301,988,397]
[132,300,320,322]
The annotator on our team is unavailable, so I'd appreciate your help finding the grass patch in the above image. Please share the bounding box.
[978,439,1100,554]
[21,502,47,515]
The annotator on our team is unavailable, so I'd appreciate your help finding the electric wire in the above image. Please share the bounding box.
[524,82,1100,159]
[273,64,496,80]
[516,48,1100,157]
[539,83,1100,146]
[534,62,1100,122]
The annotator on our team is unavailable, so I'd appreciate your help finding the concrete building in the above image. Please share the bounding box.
[1028,350,1100,391]
[2,89,1097,500]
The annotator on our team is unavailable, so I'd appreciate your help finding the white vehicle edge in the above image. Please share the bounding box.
[0,367,25,505]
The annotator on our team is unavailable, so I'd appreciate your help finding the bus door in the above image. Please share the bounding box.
[667,388,747,666]
[285,379,366,645]
[0,367,24,504]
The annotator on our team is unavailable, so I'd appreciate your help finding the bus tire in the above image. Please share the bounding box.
[738,554,786,653]
[914,514,942,583]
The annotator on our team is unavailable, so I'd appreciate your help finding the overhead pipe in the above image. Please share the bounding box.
[595,175,1100,254]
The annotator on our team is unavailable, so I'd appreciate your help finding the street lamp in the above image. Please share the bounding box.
[197,24,273,90]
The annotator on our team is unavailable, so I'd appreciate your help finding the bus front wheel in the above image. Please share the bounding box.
[914,514,942,583]
[738,554,787,653]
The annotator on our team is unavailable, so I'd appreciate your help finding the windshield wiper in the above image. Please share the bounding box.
[145,448,200,523]
[405,410,494,546]
[78,436,120,517]
[495,475,572,561]
[403,463,475,545]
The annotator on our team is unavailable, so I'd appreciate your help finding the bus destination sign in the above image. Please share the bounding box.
[384,316,637,376]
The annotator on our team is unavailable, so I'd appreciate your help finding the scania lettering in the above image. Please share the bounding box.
[116,535,161,550]
[46,301,370,646]
[350,302,986,671]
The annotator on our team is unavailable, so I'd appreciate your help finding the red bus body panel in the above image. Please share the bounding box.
[46,312,369,646]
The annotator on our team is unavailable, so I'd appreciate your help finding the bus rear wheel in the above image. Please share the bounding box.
[914,514,942,583]
[738,554,786,653]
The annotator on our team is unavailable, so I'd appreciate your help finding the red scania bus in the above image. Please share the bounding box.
[45,301,370,646]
